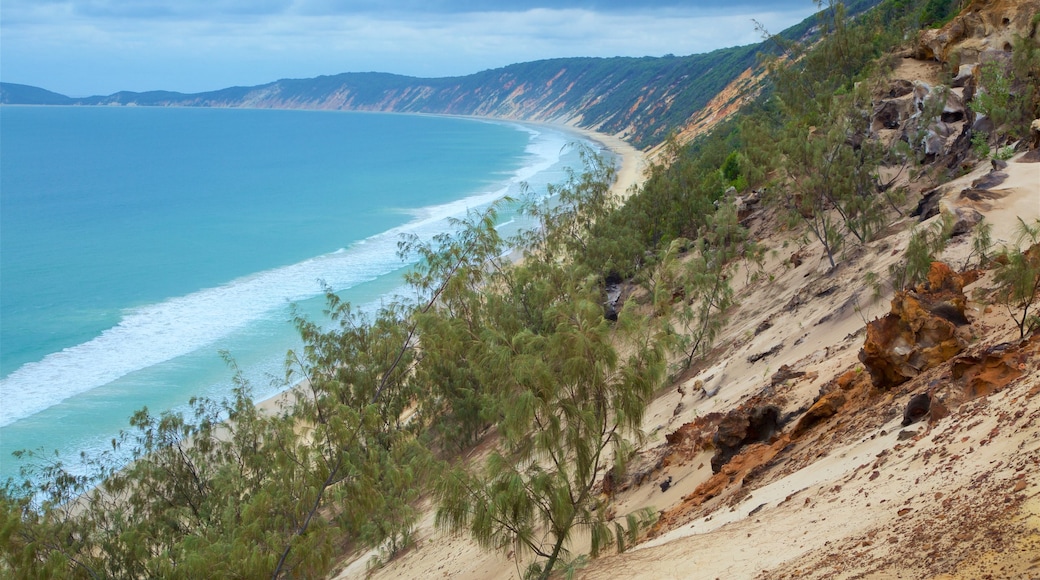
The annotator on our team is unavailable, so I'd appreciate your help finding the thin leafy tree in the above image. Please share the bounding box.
[436,279,666,580]
[994,218,1040,339]
[436,156,669,580]
[759,1,893,268]
[655,201,750,370]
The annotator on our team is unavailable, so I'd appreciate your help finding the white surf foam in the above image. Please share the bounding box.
[0,123,578,427]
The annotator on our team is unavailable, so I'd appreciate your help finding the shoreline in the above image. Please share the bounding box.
[254,123,649,414]
[564,125,648,200]
[0,114,645,481]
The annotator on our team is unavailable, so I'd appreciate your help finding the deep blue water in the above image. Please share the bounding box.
[0,106,594,482]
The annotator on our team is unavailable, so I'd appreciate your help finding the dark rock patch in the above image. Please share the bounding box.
[902,392,931,426]
[710,405,782,473]
[971,171,1009,190]
[747,343,783,364]
[912,188,944,221]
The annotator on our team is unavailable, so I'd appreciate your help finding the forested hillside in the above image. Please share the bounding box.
[0,0,881,148]
[4,0,1039,578]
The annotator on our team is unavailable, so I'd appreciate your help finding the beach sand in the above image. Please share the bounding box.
[569,126,650,200]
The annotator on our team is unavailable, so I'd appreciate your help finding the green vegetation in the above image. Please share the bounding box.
[654,202,754,371]
[994,219,1040,339]
[6,0,1037,577]
[434,150,667,579]
[919,0,965,28]
[889,212,955,292]
[1,153,669,580]
[971,38,1040,143]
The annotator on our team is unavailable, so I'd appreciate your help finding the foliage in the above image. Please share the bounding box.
[971,131,992,159]
[0,204,515,578]
[519,145,620,270]
[888,212,955,292]
[963,220,994,270]
[994,219,1040,339]
[3,2,971,577]
[1,381,346,579]
[654,202,752,370]
[971,38,1040,143]
[761,6,893,267]
[919,0,964,28]
[435,153,668,580]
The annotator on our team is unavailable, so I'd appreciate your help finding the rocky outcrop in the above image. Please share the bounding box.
[942,203,985,235]
[603,275,631,321]
[859,262,974,389]
[951,336,1036,397]
[915,0,1040,65]
[792,388,847,436]
[710,405,782,473]
[872,98,913,132]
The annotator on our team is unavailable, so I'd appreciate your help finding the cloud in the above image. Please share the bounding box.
[0,0,820,96]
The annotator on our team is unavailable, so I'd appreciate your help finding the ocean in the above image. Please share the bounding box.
[0,106,600,483]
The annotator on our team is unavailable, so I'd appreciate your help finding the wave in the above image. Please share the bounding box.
[0,123,576,427]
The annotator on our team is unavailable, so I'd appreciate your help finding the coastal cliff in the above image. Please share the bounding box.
[0,1,885,149]
[1,51,762,149]
[2,1,1039,579]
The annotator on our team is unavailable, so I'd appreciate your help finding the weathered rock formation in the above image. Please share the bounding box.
[915,0,1040,64]
[952,336,1036,398]
[710,405,782,473]
[859,262,975,389]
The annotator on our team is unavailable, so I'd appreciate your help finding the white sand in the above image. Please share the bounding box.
[333,145,1040,579]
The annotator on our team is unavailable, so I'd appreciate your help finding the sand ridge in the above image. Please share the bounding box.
[331,134,1039,578]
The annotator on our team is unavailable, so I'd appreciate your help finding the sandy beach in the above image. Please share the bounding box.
[567,125,650,199]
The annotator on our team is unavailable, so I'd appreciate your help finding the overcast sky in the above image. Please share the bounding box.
[1,0,820,97]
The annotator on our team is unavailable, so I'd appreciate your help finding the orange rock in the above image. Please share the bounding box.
[792,389,847,437]
[859,262,971,389]
[951,335,1038,398]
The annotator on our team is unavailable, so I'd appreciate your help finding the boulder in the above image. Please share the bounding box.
[859,262,972,389]
[883,78,915,99]
[902,392,931,426]
[872,99,911,131]
[952,337,1035,398]
[602,273,627,321]
[735,189,761,221]
[914,2,1040,64]
[939,92,967,124]
[912,188,944,221]
[972,115,995,136]
[791,388,846,437]
[972,169,1008,189]
[941,204,984,236]
[922,128,947,158]
[912,81,932,112]
[770,364,806,386]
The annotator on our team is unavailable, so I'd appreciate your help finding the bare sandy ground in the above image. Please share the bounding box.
[332,138,1039,579]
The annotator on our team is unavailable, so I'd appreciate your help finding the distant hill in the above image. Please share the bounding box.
[0,83,74,106]
[0,0,882,149]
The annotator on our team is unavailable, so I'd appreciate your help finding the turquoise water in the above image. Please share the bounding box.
[0,106,596,482]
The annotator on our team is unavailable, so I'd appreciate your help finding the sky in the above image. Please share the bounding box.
[1,0,821,98]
